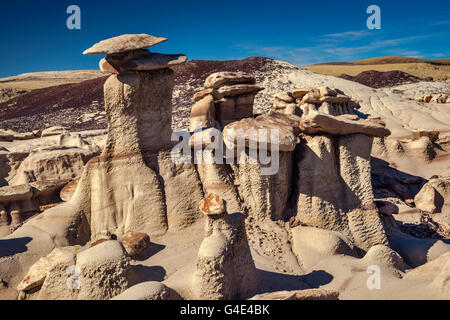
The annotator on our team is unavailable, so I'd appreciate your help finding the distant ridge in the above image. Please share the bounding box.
[312,56,450,66]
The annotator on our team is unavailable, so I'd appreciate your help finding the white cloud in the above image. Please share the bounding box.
[233,30,450,65]
[323,30,371,41]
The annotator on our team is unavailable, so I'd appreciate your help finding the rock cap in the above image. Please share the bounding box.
[199,193,226,216]
[83,34,167,55]
[204,72,256,89]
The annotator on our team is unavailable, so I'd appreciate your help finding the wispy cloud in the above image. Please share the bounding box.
[323,30,371,41]
[234,29,450,65]
[432,19,450,26]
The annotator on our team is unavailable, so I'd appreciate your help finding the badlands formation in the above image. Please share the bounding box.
[0,34,449,300]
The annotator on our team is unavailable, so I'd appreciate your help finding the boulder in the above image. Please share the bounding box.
[217,84,264,97]
[57,133,90,149]
[60,177,81,202]
[11,130,41,140]
[362,244,406,273]
[41,126,68,137]
[37,249,78,300]
[375,200,399,216]
[204,72,256,89]
[83,34,167,55]
[199,193,226,215]
[193,88,223,101]
[402,136,437,161]
[250,288,339,300]
[30,179,71,198]
[274,92,294,103]
[17,246,83,292]
[412,130,440,143]
[196,163,242,215]
[292,88,312,100]
[0,130,14,142]
[0,184,33,202]
[119,231,151,258]
[414,182,443,214]
[76,240,130,300]
[290,226,356,257]
[112,281,176,300]
[318,86,337,97]
[301,90,322,104]
[300,111,391,137]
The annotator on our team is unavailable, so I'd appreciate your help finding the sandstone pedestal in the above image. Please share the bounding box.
[192,194,259,299]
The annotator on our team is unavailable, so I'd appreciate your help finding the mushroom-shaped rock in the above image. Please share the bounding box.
[83,34,167,55]
[192,194,259,299]
[204,72,256,89]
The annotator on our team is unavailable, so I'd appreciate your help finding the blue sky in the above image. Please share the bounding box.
[0,0,449,77]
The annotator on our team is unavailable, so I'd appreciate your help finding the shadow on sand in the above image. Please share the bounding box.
[256,269,333,294]
[0,237,32,258]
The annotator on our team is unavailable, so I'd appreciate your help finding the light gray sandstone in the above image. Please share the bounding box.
[83,34,167,55]
[76,240,130,300]
[191,194,259,299]
[100,53,187,74]
[300,111,391,137]
[112,281,176,300]
[204,72,256,89]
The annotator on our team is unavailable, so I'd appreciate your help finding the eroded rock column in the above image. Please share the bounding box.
[76,34,200,239]
[192,194,259,299]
